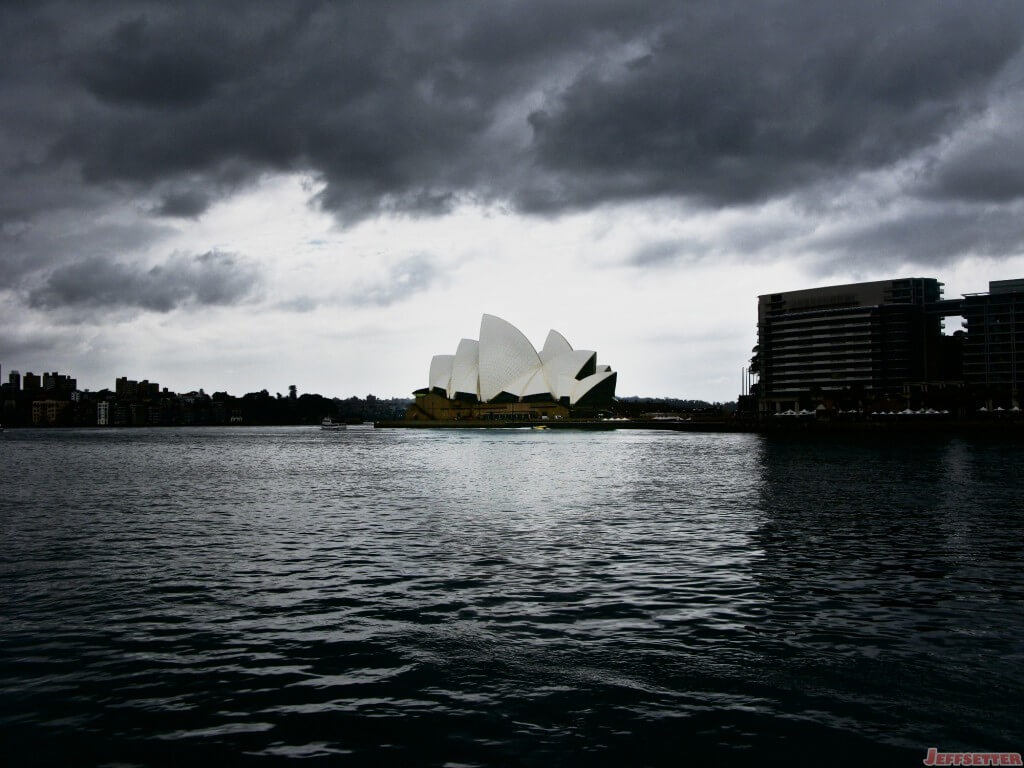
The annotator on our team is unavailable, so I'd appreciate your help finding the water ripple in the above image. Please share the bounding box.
[2,427,1022,765]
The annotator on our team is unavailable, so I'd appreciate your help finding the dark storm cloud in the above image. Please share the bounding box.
[808,206,1024,272]
[27,251,260,312]
[348,255,439,307]
[0,326,69,363]
[931,158,1024,203]
[623,215,807,269]
[4,0,1019,220]
[2,0,1024,296]
[153,190,211,218]
[525,4,1024,210]
[79,17,230,109]
[1,205,177,287]
[922,130,1024,203]
[629,239,707,268]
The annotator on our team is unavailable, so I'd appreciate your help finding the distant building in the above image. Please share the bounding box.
[752,278,958,413]
[41,371,76,394]
[409,314,617,421]
[96,401,110,426]
[116,377,139,399]
[113,404,130,426]
[8,370,20,391]
[23,372,41,392]
[31,399,69,425]
[751,276,1024,413]
[114,377,158,400]
[962,279,1024,406]
[129,402,148,425]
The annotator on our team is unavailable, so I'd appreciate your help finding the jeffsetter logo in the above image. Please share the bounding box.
[923,748,1023,766]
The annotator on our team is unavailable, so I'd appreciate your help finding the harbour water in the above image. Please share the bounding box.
[1,427,1022,766]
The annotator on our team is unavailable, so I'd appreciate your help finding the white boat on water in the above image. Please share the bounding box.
[320,417,346,431]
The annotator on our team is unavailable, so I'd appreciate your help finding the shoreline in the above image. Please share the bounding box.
[4,419,1022,436]
[374,418,1024,434]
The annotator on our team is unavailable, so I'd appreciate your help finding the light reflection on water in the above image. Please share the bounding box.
[1,427,1022,766]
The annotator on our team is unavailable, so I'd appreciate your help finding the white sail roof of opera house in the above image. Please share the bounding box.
[426,314,617,406]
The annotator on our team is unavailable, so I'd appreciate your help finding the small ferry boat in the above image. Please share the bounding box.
[320,417,345,431]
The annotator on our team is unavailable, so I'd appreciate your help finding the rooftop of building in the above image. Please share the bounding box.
[758,277,940,300]
[963,279,1024,296]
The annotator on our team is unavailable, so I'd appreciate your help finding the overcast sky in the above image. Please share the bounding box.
[3,0,1024,401]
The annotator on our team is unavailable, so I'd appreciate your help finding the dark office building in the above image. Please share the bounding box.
[41,371,76,394]
[753,278,947,413]
[116,377,159,400]
[962,279,1024,405]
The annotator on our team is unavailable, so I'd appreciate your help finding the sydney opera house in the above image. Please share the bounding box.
[408,315,617,421]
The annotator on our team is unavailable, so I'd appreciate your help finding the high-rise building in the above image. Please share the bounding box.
[30,399,69,425]
[752,278,948,413]
[116,377,139,399]
[7,370,19,391]
[41,371,75,393]
[22,372,41,391]
[962,279,1024,405]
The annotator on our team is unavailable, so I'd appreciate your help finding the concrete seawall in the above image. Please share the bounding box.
[373,419,745,431]
[374,418,1024,435]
